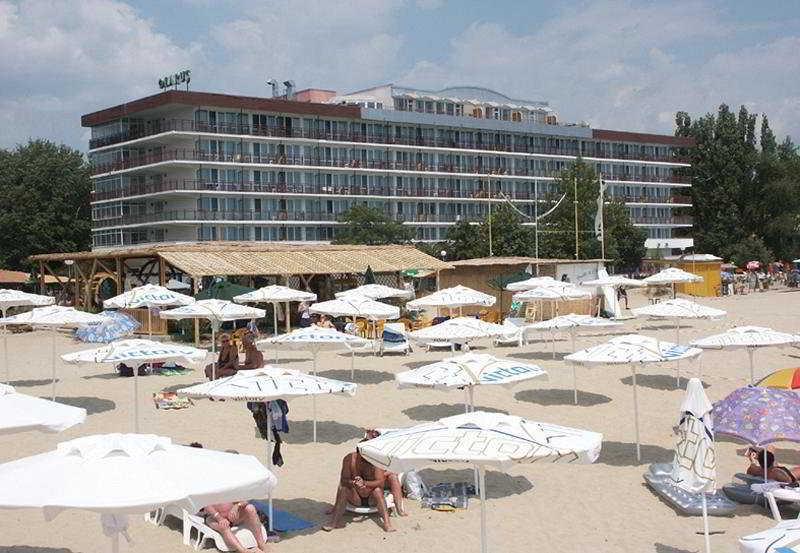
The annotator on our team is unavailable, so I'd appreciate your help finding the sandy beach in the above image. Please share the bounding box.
[1,287,799,553]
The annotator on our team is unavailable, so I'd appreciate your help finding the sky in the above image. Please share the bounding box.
[1,0,799,151]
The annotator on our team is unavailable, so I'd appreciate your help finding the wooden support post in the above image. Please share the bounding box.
[115,258,123,294]
[38,261,45,295]
[158,256,166,286]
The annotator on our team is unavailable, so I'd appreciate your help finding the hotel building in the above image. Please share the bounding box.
[84,84,693,254]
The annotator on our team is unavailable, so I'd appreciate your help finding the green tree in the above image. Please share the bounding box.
[482,204,536,258]
[0,140,92,270]
[440,220,485,260]
[333,205,413,245]
[727,235,773,267]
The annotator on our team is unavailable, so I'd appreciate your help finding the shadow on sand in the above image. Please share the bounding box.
[620,374,709,391]
[596,441,672,467]
[402,402,507,421]
[317,369,394,385]
[54,396,116,415]
[283,420,364,445]
[514,388,612,407]
[417,468,533,499]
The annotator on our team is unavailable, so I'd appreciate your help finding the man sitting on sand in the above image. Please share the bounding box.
[204,333,239,380]
[240,332,264,370]
[323,439,396,532]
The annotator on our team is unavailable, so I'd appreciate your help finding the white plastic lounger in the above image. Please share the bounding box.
[493,318,530,347]
[380,323,411,356]
[182,509,266,551]
[345,491,396,517]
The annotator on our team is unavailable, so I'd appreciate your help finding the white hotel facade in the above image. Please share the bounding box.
[85,85,694,254]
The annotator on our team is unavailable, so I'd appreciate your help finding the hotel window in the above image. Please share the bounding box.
[511,112,521,122]
[425,101,434,113]
[436,102,445,114]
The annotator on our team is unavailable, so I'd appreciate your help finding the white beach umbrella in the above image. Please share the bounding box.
[690,326,800,384]
[358,411,602,553]
[258,327,367,442]
[104,283,195,339]
[0,306,109,399]
[335,283,409,300]
[566,334,703,461]
[160,300,266,377]
[396,353,547,409]
[529,313,623,356]
[0,289,55,384]
[633,299,727,386]
[409,317,505,347]
[0,433,276,553]
[310,294,400,321]
[581,275,647,288]
[234,285,317,336]
[61,339,208,432]
[0,383,86,435]
[178,366,356,531]
[504,276,560,291]
[669,378,716,553]
[512,285,593,321]
[644,267,703,297]
[406,285,496,314]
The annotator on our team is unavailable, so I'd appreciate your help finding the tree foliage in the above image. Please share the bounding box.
[333,204,414,245]
[0,140,92,270]
[676,105,800,261]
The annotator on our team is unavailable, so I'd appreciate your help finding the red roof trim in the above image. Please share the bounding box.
[81,90,361,127]
[592,128,694,146]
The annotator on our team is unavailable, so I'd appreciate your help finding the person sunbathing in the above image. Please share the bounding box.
[323,445,396,532]
[204,334,240,380]
[240,333,264,370]
[201,501,269,553]
[746,446,800,483]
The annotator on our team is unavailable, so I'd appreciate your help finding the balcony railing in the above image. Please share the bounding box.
[630,215,693,225]
[612,194,692,204]
[91,149,692,184]
[89,118,689,163]
[91,209,503,229]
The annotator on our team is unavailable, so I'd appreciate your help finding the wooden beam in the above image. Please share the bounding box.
[42,263,69,294]
[158,256,166,286]
[38,261,45,295]
[115,258,123,293]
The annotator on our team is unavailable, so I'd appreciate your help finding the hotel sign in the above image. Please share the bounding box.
[159,69,191,90]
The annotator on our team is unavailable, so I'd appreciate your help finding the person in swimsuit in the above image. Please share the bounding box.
[202,501,269,552]
[323,446,395,532]
[746,446,800,483]
[204,333,239,380]
[240,332,264,370]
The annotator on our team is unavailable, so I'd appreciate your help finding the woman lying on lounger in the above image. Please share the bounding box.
[201,501,269,553]
[746,446,800,484]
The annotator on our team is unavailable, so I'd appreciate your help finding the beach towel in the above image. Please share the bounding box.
[250,502,314,532]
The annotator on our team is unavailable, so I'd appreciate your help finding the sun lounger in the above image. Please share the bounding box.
[643,464,736,516]
[182,509,266,551]
[345,491,396,517]
[739,518,800,553]
[380,323,411,356]
[493,318,531,347]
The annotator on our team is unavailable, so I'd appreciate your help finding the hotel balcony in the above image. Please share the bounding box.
[89,118,689,164]
[630,215,693,226]
[91,150,692,184]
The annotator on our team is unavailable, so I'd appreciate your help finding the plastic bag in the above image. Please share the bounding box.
[403,470,427,500]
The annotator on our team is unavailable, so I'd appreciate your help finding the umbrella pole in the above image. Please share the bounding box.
[285,302,290,333]
[273,304,279,364]
[748,349,755,385]
[675,320,681,388]
[266,406,274,533]
[631,364,641,462]
[478,466,488,553]
[572,363,578,405]
[469,386,480,496]
[570,327,576,353]
[350,350,355,381]
[111,533,119,553]
[312,351,317,444]
[51,328,57,401]
[701,493,711,553]
[551,330,556,359]
[211,325,216,380]
[134,366,140,432]
[3,324,9,384]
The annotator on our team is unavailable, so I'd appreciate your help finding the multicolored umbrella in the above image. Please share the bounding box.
[712,386,800,447]
[756,367,800,390]
[75,311,140,343]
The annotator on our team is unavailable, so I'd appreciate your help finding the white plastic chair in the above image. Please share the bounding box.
[181,509,266,552]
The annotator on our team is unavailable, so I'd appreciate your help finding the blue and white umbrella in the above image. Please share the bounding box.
[566,334,702,462]
[75,311,140,343]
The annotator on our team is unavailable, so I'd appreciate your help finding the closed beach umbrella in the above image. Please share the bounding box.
[690,326,800,384]
[0,433,276,553]
[566,334,702,461]
[0,383,86,435]
[669,378,716,553]
[633,299,726,387]
[358,411,602,553]
[756,367,800,390]
[335,283,409,300]
[179,366,356,531]
[396,353,547,409]
[234,285,316,336]
[0,289,55,383]
[258,327,366,442]
[75,311,140,343]
[0,306,108,399]
[62,339,208,432]
[407,285,496,315]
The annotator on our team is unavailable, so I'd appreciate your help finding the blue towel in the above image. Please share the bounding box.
[250,501,315,532]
